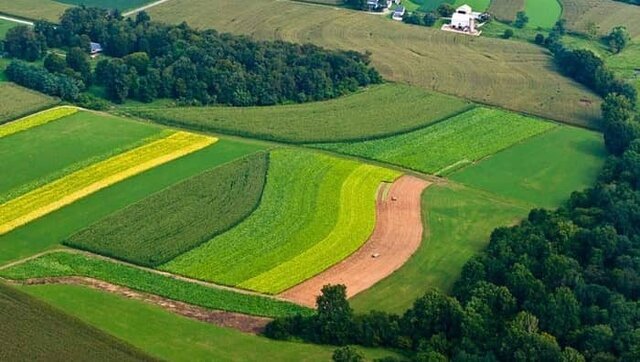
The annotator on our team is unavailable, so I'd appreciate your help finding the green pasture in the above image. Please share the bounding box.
[0,140,263,266]
[164,149,399,294]
[0,111,163,203]
[23,284,400,361]
[0,83,58,124]
[0,283,152,361]
[66,152,268,267]
[525,0,562,29]
[0,0,69,22]
[451,126,606,208]
[314,107,556,175]
[0,18,16,39]
[1,252,309,317]
[350,184,529,314]
[408,0,490,12]
[127,84,472,143]
[54,0,153,11]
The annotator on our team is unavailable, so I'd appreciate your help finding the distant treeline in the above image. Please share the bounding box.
[2,7,381,105]
[614,0,639,5]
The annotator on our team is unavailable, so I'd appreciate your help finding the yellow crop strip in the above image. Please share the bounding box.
[0,106,78,139]
[0,131,217,235]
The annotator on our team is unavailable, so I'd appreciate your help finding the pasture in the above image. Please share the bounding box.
[0,251,311,318]
[561,0,640,38]
[451,126,606,207]
[146,0,601,127]
[0,106,76,139]
[163,149,400,294]
[0,139,262,265]
[0,18,15,39]
[0,110,163,203]
[66,152,268,267]
[408,0,491,12]
[350,184,529,313]
[314,107,556,175]
[0,0,69,22]
[0,283,151,361]
[488,0,524,22]
[23,284,400,361]
[0,84,58,124]
[525,0,562,29]
[127,84,472,143]
[54,0,154,11]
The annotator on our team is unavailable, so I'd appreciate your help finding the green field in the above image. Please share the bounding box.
[0,111,163,203]
[163,149,400,294]
[350,184,529,313]
[525,0,562,29]
[0,252,310,318]
[54,0,153,11]
[0,283,152,361]
[314,107,557,175]
[0,18,16,39]
[488,0,525,22]
[451,126,606,208]
[146,0,601,127]
[0,83,58,124]
[561,0,640,38]
[0,140,263,266]
[127,84,472,143]
[66,152,268,267]
[0,0,70,22]
[407,0,490,12]
[23,284,399,361]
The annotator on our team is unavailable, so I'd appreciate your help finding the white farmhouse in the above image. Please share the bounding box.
[442,4,485,36]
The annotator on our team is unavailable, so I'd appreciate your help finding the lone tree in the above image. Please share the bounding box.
[514,11,529,28]
[607,26,630,53]
[316,284,354,345]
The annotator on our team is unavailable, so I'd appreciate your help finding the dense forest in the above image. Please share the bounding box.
[2,7,381,105]
[266,24,640,362]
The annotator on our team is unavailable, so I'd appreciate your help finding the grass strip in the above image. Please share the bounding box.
[0,106,76,138]
[0,132,216,235]
[0,252,312,318]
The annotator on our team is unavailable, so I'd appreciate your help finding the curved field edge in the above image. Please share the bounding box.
[313,107,558,175]
[0,106,75,138]
[0,251,311,318]
[21,284,401,361]
[0,132,216,236]
[0,282,154,361]
[124,83,473,144]
[64,152,269,267]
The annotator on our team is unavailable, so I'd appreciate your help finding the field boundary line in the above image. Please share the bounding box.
[0,14,34,25]
[123,0,172,17]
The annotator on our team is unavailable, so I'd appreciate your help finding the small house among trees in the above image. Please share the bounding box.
[90,42,103,56]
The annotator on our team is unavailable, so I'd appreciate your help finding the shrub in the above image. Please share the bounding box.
[503,29,514,39]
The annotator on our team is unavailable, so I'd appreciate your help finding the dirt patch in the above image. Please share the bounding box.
[15,276,271,334]
[579,98,594,106]
[278,175,430,307]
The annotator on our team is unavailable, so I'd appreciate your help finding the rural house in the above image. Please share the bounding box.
[90,42,103,56]
[392,6,406,21]
[441,4,485,36]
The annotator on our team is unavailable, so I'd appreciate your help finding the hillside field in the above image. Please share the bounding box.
[561,0,640,38]
[488,0,524,22]
[146,0,601,127]
[0,84,58,124]
[54,0,153,11]
[0,0,69,22]
[0,18,15,39]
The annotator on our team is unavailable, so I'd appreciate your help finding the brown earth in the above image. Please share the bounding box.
[14,276,271,334]
[278,175,430,307]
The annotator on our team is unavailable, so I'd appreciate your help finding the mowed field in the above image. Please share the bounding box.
[488,0,524,22]
[127,84,472,143]
[54,0,154,11]
[0,283,152,361]
[0,84,58,124]
[0,0,70,22]
[525,0,562,29]
[146,0,601,127]
[0,18,15,38]
[561,0,640,38]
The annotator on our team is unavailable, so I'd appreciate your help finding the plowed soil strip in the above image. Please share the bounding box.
[9,276,271,334]
[279,175,430,307]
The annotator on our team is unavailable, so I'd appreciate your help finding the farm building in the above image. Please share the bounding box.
[392,6,406,21]
[366,0,395,11]
[441,4,485,36]
[90,42,103,55]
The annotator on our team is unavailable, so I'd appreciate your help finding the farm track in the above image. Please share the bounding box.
[5,276,271,334]
[123,0,173,17]
[279,175,430,307]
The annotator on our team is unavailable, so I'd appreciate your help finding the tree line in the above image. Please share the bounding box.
[265,31,640,362]
[2,7,381,105]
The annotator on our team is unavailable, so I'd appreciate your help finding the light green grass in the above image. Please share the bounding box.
[0,83,58,124]
[413,0,490,12]
[0,111,163,203]
[314,107,557,175]
[525,0,562,29]
[0,0,70,22]
[54,0,153,11]
[127,84,472,143]
[164,149,399,294]
[0,18,16,39]
[450,126,606,208]
[22,284,400,362]
[0,252,310,318]
[0,140,264,266]
[350,184,529,314]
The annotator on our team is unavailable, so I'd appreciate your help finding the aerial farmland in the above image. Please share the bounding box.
[0,0,638,360]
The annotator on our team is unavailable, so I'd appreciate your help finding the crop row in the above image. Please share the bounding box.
[66,152,269,267]
[0,131,216,235]
[0,106,77,139]
[0,252,311,318]
[314,107,557,175]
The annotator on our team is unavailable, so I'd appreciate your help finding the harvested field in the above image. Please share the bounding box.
[0,251,311,318]
[0,84,58,125]
[0,282,153,361]
[314,107,557,175]
[488,0,524,22]
[147,0,601,127]
[280,175,430,307]
[66,152,268,267]
[0,132,216,236]
[127,84,472,143]
[561,0,640,38]
[0,0,69,22]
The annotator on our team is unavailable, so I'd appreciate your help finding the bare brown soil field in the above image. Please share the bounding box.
[146,0,601,128]
[279,175,430,307]
[561,0,640,38]
[12,276,271,333]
